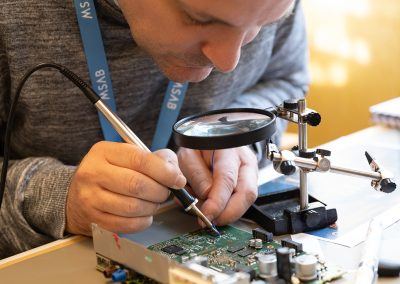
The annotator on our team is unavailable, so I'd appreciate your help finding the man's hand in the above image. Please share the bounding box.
[177,146,258,226]
[66,141,186,236]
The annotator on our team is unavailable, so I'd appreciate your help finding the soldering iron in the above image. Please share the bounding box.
[0,63,219,236]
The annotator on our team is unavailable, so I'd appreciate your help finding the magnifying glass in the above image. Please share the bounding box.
[173,108,276,150]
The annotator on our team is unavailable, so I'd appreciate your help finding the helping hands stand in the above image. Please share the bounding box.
[244,99,396,235]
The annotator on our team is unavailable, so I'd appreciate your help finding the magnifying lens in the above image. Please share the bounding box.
[173,108,276,150]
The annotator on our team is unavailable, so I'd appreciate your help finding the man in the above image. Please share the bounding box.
[0,0,308,258]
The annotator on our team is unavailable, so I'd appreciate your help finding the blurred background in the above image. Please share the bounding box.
[286,0,400,147]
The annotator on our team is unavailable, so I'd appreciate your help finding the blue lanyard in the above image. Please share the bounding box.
[74,0,187,148]
[74,0,121,142]
[151,81,188,151]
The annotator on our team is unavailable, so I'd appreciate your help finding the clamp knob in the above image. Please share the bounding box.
[316,148,331,157]
[283,99,299,110]
[280,161,297,175]
[299,150,316,159]
[380,179,396,193]
[305,112,321,126]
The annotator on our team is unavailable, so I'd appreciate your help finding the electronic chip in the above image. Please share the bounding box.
[238,249,253,257]
[161,245,186,255]
[227,245,245,253]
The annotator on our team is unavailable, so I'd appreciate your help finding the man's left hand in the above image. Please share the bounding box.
[177,146,258,226]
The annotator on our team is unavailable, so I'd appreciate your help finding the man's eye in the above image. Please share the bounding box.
[185,14,213,26]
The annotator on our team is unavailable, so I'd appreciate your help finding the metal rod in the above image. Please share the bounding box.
[271,153,381,180]
[298,99,308,210]
[330,165,381,180]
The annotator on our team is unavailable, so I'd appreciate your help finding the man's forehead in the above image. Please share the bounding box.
[178,0,295,27]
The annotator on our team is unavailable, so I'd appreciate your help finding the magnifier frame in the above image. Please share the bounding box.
[173,108,276,150]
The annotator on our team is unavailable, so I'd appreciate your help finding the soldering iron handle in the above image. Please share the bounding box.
[169,187,197,210]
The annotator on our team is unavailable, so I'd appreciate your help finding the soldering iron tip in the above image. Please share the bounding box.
[211,224,221,236]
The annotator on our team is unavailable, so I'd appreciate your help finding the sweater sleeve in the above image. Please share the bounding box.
[0,157,76,258]
[0,32,76,258]
[228,0,309,145]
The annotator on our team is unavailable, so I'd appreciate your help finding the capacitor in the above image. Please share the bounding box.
[276,247,292,282]
[111,269,127,282]
[255,239,263,249]
[294,254,318,281]
[257,254,277,278]
[249,239,256,247]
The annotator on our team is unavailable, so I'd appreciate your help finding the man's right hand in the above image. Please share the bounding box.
[65,141,186,236]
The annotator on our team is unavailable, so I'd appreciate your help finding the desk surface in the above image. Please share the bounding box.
[1,126,400,284]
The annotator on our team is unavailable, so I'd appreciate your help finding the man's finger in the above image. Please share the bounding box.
[199,149,240,220]
[94,164,170,203]
[92,188,160,218]
[178,148,213,199]
[93,142,186,189]
[213,150,258,225]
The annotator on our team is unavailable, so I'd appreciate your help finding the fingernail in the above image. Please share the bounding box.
[172,173,187,189]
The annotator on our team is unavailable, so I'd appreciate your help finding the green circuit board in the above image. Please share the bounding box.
[148,225,281,274]
[97,225,345,283]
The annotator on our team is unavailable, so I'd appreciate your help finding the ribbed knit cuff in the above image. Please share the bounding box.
[22,158,76,239]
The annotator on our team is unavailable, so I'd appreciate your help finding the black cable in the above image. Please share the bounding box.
[0,63,100,209]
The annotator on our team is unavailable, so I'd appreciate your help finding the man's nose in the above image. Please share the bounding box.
[201,27,260,73]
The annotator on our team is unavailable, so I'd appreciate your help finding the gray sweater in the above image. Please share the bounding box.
[0,0,308,258]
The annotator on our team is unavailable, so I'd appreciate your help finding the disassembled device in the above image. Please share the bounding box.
[94,224,344,283]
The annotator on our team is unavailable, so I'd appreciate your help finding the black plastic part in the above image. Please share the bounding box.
[276,247,292,282]
[161,244,186,255]
[244,186,338,235]
[252,228,273,243]
[169,188,196,209]
[380,179,397,193]
[281,238,303,253]
[305,112,321,126]
[298,149,316,158]
[316,148,331,157]
[280,161,297,175]
[283,99,299,110]
[378,259,400,277]
[59,66,100,104]
[291,145,299,151]
[173,108,276,150]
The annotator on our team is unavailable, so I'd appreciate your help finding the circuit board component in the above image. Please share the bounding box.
[148,225,281,276]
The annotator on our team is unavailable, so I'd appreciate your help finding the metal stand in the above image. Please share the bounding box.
[244,99,396,235]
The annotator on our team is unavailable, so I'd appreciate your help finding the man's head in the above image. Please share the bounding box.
[118,0,295,83]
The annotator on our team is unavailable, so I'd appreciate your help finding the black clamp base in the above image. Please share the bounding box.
[244,182,337,235]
